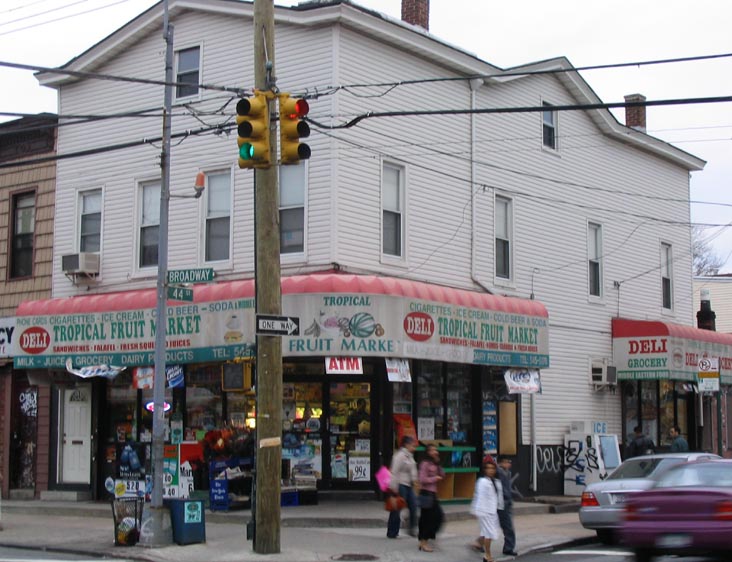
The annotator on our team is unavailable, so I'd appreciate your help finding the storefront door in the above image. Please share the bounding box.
[61,385,92,484]
[10,384,38,490]
[282,377,373,488]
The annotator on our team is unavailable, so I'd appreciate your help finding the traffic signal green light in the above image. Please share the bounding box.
[279,94,311,165]
[236,93,270,169]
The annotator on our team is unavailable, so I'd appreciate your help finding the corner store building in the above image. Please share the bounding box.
[13,272,549,499]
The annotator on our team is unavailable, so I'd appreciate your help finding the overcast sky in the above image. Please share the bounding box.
[1,0,730,273]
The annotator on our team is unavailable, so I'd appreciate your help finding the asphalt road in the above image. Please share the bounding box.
[0,546,134,562]
[520,543,719,562]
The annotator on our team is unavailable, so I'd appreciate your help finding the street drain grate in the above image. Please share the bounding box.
[331,555,379,561]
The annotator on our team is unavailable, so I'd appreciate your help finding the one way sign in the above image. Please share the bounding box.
[256,314,300,336]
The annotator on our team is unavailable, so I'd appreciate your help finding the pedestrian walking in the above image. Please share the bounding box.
[470,456,503,562]
[417,443,445,552]
[497,455,518,556]
[669,425,689,452]
[387,435,418,539]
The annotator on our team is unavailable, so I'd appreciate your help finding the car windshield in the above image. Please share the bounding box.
[655,463,732,488]
[607,457,683,480]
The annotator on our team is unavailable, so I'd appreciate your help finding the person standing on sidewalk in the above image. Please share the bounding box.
[497,456,518,556]
[417,443,445,552]
[387,435,418,539]
[470,457,503,562]
[669,425,689,452]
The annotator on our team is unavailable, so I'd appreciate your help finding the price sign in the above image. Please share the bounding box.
[348,455,370,482]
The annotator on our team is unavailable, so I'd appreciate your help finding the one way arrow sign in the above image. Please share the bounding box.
[256,314,300,336]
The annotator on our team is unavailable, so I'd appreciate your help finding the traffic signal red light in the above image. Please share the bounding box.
[279,94,311,165]
[236,93,271,169]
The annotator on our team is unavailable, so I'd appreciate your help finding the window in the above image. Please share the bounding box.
[495,195,512,280]
[382,163,403,257]
[139,181,160,268]
[542,102,557,149]
[205,171,230,262]
[588,222,602,297]
[175,46,200,98]
[661,242,673,309]
[10,192,35,278]
[80,190,101,253]
[279,164,305,254]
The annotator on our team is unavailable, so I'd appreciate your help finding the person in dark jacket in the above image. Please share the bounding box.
[496,456,518,556]
[669,425,689,452]
[626,425,655,458]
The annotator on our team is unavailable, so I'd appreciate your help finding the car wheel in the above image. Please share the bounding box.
[634,548,653,562]
[596,529,615,545]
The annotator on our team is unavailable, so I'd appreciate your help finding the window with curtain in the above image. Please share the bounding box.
[10,191,35,278]
[661,242,673,309]
[382,163,403,257]
[279,163,305,253]
[139,181,160,268]
[542,102,557,149]
[80,190,101,253]
[588,222,602,297]
[176,46,200,98]
[205,171,231,262]
[495,195,512,280]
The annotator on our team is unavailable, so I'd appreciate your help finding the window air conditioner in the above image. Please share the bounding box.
[591,358,617,386]
[62,252,100,275]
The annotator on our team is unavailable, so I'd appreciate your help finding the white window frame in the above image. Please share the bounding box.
[542,101,558,151]
[78,189,102,254]
[661,241,673,311]
[137,179,161,271]
[279,162,307,260]
[381,162,405,261]
[203,169,233,264]
[175,44,201,100]
[588,221,603,299]
[494,194,513,283]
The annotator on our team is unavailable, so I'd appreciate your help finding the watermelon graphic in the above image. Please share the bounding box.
[348,312,376,338]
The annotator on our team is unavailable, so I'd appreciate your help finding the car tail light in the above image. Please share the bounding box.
[581,491,599,507]
[624,503,639,521]
[714,500,732,521]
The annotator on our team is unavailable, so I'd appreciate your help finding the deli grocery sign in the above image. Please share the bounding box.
[14,292,549,369]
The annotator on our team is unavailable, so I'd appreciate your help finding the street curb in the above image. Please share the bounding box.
[523,535,598,556]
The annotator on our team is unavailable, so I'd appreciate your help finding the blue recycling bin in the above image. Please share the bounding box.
[166,499,206,545]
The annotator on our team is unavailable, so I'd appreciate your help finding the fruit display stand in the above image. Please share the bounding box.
[417,442,477,504]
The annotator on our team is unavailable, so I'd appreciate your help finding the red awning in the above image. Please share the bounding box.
[16,272,548,318]
[612,318,732,347]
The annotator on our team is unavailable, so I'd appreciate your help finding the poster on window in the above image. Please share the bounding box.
[349,454,370,482]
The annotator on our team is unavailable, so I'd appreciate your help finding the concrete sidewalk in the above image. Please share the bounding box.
[0,497,594,561]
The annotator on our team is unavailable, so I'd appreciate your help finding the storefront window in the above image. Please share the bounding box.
[107,372,137,442]
[226,391,256,429]
[659,380,675,447]
[446,365,472,443]
[640,381,659,445]
[330,382,371,482]
[186,365,222,438]
[282,382,323,480]
[392,382,412,415]
[141,386,173,442]
[418,361,444,439]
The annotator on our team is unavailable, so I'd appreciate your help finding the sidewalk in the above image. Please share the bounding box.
[0,496,594,561]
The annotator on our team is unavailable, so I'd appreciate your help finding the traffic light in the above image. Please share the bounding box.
[279,94,311,165]
[236,93,270,169]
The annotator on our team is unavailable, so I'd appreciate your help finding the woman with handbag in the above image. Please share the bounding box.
[470,457,503,562]
[386,435,418,539]
[417,443,445,551]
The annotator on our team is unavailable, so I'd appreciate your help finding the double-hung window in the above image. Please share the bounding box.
[588,222,602,297]
[10,192,35,278]
[279,164,305,254]
[495,195,512,280]
[661,242,673,310]
[175,46,200,98]
[542,102,557,150]
[139,181,160,269]
[382,163,404,257]
[80,190,102,253]
[205,171,231,262]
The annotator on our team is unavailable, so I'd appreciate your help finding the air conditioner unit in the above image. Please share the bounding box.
[591,358,617,386]
[62,252,100,276]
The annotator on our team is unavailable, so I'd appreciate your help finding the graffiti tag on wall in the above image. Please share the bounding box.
[19,388,37,418]
[562,439,607,487]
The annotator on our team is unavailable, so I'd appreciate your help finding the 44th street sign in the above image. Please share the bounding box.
[256,314,300,336]
[167,285,194,302]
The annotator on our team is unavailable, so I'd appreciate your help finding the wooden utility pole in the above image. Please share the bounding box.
[252,0,282,554]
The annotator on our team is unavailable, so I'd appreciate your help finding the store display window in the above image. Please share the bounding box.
[186,364,223,439]
[417,361,444,439]
[330,382,371,483]
[107,372,137,443]
[282,382,323,480]
[446,365,472,443]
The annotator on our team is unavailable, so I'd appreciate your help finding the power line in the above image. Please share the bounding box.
[0,0,131,37]
[0,60,247,96]
[0,0,91,29]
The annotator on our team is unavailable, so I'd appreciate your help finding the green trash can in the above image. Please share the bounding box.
[166,499,206,545]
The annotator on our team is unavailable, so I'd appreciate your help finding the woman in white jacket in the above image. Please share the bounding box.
[470,457,503,562]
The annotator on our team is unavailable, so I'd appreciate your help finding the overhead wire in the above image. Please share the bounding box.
[0,0,131,37]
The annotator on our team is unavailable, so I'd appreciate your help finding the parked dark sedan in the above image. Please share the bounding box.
[620,459,732,561]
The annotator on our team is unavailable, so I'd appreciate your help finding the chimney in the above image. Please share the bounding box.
[624,93,647,132]
[696,288,717,331]
[402,0,429,30]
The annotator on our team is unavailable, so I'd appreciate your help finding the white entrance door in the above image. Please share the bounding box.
[61,385,92,484]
